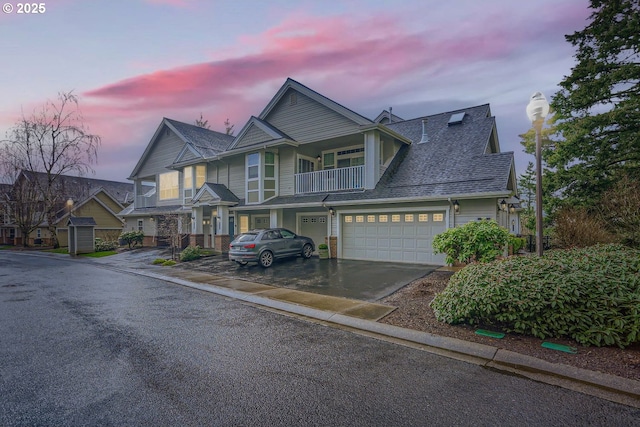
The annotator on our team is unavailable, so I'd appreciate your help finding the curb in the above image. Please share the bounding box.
[115,265,640,409]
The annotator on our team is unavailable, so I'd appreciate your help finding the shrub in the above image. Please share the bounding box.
[552,206,617,249]
[432,220,510,265]
[119,231,144,249]
[162,260,176,266]
[180,245,202,262]
[318,244,328,250]
[597,174,640,249]
[508,235,526,254]
[152,258,166,265]
[94,238,117,252]
[430,244,640,348]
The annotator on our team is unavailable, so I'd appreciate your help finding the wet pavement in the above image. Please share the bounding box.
[175,254,435,301]
[92,248,436,302]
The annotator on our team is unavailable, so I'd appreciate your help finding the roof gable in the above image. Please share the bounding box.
[192,183,239,204]
[229,116,291,150]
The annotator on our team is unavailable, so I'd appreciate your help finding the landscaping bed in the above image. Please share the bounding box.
[379,270,640,381]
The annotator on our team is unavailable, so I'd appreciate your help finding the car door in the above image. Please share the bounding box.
[261,230,286,257]
[280,229,303,255]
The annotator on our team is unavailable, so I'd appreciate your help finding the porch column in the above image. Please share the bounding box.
[270,208,282,228]
[217,206,229,234]
[363,130,381,189]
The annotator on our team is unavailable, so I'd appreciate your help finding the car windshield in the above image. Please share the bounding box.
[235,233,257,242]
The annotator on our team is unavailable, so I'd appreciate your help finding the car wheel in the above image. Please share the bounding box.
[302,243,313,259]
[235,261,248,266]
[258,251,274,268]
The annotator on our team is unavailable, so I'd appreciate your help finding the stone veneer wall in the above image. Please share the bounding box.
[190,234,204,247]
[214,234,231,253]
[328,236,337,259]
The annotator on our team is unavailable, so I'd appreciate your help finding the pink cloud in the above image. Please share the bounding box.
[144,0,191,7]
[76,5,591,180]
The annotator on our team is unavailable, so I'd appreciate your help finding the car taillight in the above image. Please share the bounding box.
[245,244,256,249]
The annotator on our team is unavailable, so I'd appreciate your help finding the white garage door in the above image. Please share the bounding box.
[299,215,327,253]
[341,212,446,264]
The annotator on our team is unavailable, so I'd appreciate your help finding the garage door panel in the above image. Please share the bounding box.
[342,210,447,264]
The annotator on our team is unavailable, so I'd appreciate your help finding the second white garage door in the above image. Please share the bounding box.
[341,212,447,264]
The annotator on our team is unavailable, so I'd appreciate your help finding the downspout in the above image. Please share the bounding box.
[447,198,455,228]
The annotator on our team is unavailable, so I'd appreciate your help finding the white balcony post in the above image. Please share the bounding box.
[363,130,380,189]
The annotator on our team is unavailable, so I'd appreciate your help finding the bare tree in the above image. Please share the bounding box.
[0,166,46,247]
[194,113,210,129]
[156,214,189,260]
[0,91,101,247]
[224,118,235,136]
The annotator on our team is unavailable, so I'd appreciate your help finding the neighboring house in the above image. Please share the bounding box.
[0,183,14,245]
[121,78,520,265]
[1,171,134,246]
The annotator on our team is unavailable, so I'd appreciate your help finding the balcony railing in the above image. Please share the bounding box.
[295,165,364,194]
[135,195,156,208]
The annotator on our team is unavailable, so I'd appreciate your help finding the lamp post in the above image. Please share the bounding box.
[526,92,550,256]
[66,198,74,217]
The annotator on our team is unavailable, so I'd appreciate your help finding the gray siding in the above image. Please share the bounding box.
[278,147,295,196]
[77,227,94,253]
[265,89,361,143]
[235,124,273,149]
[227,156,245,198]
[137,128,184,178]
[454,199,497,226]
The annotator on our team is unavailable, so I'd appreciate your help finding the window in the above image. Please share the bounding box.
[183,166,193,199]
[239,215,249,233]
[159,171,179,200]
[379,215,388,223]
[246,152,277,204]
[247,153,260,203]
[367,215,376,223]
[392,214,401,222]
[433,213,444,222]
[344,216,353,223]
[264,152,276,200]
[419,214,428,222]
[195,165,206,188]
[281,229,295,239]
[405,214,414,222]
[137,219,143,231]
[322,146,364,170]
[36,229,41,238]
[355,215,364,223]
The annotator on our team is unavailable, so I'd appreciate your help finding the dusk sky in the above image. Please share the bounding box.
[0,0,592,183]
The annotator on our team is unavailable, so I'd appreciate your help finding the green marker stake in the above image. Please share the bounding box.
[541,342,577,354]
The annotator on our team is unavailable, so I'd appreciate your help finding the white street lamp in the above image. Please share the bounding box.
[66,198,74,217]
[526,92,550,256]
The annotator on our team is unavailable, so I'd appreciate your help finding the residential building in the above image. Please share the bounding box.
[121,78,520,264]
[1,171,134,246]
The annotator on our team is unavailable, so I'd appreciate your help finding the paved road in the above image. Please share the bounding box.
[1,252,638,426]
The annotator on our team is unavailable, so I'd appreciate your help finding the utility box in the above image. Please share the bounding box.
[67,217,97,255]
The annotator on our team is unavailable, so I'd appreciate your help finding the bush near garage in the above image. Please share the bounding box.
[94,238,117,252]
[430,244,640,348]
[179,245,202,262]
[432,220,510,265]
[119,231,144,249]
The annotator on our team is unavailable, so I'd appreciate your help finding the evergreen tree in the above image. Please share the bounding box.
[550,0,640,207]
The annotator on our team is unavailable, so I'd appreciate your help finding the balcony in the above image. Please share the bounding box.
[295,165,364,194]
[135,195,156,208]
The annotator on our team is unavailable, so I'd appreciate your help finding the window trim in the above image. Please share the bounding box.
[245,152,278,204]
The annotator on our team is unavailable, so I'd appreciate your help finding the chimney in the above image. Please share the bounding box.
[388,107,393,124]
[419,119,428,143]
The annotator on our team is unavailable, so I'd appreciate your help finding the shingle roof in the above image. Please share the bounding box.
[165,118,235,159]
[68,216,97,226]
[246,104,513,206]
[22,171,134,205]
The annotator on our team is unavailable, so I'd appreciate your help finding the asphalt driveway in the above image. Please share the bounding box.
[179,254,437,302]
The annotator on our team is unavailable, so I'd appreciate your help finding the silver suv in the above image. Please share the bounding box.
[228,228,315,268]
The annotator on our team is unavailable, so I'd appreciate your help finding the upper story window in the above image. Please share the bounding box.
[159,171,179,200]
[246,152,278,204]
[183,165,206,202]
[322,145,364,170]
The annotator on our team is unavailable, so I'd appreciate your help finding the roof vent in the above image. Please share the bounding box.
[448,112,465,126]
[419,119,429,143]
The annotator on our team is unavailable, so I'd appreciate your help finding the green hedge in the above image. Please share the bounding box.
[430,244,640,348]
[433,219,510,265]
[180,245,202,262]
